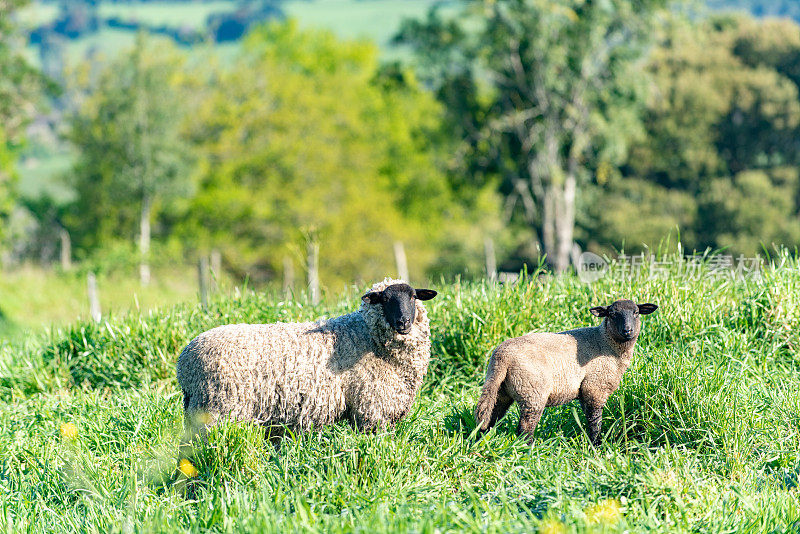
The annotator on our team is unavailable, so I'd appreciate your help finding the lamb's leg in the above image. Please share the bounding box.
[579,392,609,447]
[488,386,514,429]
[475,353,509,431]
[517,398,546,444]
[503,366,549,443]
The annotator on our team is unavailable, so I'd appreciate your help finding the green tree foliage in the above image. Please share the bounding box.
[65,33,194,280]
[595,13,800,255]
[181,21,495,286]
[398,0,666,272]
[0,0,49,248]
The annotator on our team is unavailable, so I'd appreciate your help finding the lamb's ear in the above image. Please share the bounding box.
[638,303,658,315]
[362,291,383,305]
[415,289,437,301]
[590,306,609,317]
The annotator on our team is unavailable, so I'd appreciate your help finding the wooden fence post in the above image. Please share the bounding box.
[198,256,209,310]
[394,241,409,281]
[307,240,320,306]
[484,237,497,282]
[87,272,101,322]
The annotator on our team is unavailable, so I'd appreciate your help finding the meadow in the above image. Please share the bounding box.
[18,0,440,67]
[1,253,799,532]
[0,263,214,342]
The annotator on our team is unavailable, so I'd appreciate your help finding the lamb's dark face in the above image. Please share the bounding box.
[363,283,437,335]
[590,299,658,343]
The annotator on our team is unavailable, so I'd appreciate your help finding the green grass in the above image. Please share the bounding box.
[0,264,214,342]
[1,252,800,531]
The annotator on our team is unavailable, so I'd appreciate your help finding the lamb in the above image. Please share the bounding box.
[474,299,658,445]
[176,279,437,443]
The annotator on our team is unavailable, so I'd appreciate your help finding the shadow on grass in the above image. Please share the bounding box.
[439,397,714,451]
[442,403,525,442]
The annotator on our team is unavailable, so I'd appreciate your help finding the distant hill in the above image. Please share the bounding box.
[708,0,800,22]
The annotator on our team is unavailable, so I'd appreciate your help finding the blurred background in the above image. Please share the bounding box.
[1,0,799,338]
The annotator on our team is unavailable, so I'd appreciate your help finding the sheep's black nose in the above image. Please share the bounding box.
[396,319,411,333]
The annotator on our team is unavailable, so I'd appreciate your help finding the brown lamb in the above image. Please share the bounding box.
[474,299,658,445]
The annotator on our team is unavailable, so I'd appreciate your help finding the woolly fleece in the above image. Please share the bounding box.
[177,278,432,437]
[474,301,655,444]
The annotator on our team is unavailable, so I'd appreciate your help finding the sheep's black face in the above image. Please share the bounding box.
[363,283,437,335]
[590,300,658,342]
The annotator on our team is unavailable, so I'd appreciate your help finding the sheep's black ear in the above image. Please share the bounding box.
[362,291,382,305]
[415,289,437,301]
[638,303,658,315]
[590,306,609,317]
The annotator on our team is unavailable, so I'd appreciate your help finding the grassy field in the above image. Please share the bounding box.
[98,0,237,29]
[0,264,214,342]
[1,253,799,531]
[285,0,446,49]
[18,0,438,66]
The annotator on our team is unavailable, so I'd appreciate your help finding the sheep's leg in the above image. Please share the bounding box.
[475,354,511,431]
[579,396,607,447]
[502,365,549,443]
[516,395,546,444]
[488,387,514,429]
[516,388,548,443]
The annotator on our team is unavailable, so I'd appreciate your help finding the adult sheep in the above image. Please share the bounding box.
[177,279,437,444]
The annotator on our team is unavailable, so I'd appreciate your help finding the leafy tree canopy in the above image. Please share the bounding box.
[181,21,499,286]
[65,33,194,259]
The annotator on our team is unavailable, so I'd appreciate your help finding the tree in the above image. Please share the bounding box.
[65,33,193,283]
[609,13,800,255]
[180,21,484,286]
[398,0,666,272]
[0,0,50,250]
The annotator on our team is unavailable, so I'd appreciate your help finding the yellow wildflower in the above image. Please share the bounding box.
[585,498,622,525]
[60,422,78,440]
[539,517,567,534]
[179,459,199,478]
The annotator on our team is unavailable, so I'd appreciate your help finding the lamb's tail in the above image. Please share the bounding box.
[474,353,508,432]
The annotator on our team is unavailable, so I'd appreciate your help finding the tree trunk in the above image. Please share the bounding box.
[541,174,576,274]
[553,172,576,273]
[139,193,151,286]
[542,188,555,269]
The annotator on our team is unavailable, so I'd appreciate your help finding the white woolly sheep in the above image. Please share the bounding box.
[474,299,658,445]
[176,279,437,444]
